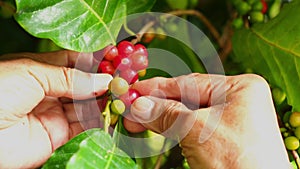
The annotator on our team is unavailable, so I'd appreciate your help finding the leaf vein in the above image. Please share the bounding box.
[79,0,115,44]
[251,29,300,59]
[69,21,101,43]
[104,144,116,169]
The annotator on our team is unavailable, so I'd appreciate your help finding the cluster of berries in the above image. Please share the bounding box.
[94,41,149,125]
[281,111,300,152]
[96,41,148,84]
[231,0,284,28]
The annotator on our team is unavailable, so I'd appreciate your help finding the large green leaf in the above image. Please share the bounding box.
[126,0,156,14]
[42,129,97,169]
[232,1,300,112]
[42,129,137,169]
[14,0,127,52]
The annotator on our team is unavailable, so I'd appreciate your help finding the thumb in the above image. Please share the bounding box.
[128,96,199,140]
[0,59,112,128]
[28,60,113,99]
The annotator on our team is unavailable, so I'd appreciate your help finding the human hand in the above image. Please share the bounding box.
[0,51,112,169]
[124,73,291,169]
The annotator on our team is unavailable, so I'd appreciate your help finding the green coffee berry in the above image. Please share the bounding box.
[284,136,300,150]
[289,112,300,128]
[272,87,286,104]
[232,17,244,29]
[111,99,126,115]
[236,1,252,15]
[294,127,300,139]
[252,1,263,11]
[249,11,264,23]
[268,0,281,19]
[283,111,292,124]
[247,0,259,5]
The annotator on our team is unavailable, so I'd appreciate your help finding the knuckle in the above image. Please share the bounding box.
[241,74,270,90]
[17,58,37,69]
[164,101,185,114]
[60,67,73,93]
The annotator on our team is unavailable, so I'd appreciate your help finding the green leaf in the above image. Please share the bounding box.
[14,0,127,52]
[232,1,300,112]
[42,129,97,169]
[126,0,156,14]
[42,129,137,169]
[148,37,206,75]
[68,129,137,169]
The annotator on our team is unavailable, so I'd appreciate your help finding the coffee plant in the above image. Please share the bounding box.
[1,0,300,168]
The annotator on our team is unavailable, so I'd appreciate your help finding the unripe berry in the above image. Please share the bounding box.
[268,0,281,19]
[109,77,129,96]
[295,127,300,140]
[138,69,147,77]
[111,99,126,115]
[249,11,264,23]
[289,112,300,128]
[232,17,244,29]
[284,136,300,150]
[252,1,263,11]
[236,1,252,15]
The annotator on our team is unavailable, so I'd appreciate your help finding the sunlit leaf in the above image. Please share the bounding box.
[126,0,156,14]
[42,129,96,169]
[42,129,137,169]
[15,0,127,52]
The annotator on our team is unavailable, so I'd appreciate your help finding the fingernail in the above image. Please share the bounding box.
[93,74,113,91]
[131,97,155,121]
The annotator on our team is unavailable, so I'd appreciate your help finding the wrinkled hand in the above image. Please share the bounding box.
[124,73,290,169]
[0,51,112,169]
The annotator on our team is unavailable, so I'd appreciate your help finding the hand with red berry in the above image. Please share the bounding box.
[124,74,290,169]
[0,50,112,169]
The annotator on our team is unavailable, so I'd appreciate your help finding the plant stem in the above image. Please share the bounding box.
[123,21,136,36]
[103,99,112,133]
[292,150,300,169]
[153,139,168,169]
[218,20,233,62]
[131,21,155,45]
[166,9,222,47]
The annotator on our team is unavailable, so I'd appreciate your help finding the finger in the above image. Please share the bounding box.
[69,119,102,139]
[124,96,206,140]
[63,101,101,123]
[33,105,69,151]
[26,59,112,99]
[0,59,111,128]
[69,122,84,139]
[0,50,96,71]
[131,73,227,106]
[123,113,147,133]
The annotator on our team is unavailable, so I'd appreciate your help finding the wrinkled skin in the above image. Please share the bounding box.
[0,51,112,168]
[124,73,291,169]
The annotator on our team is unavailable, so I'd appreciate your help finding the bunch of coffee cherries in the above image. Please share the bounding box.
[94,41,149,125]
[281,111,300,152]
[231,0,284,28]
